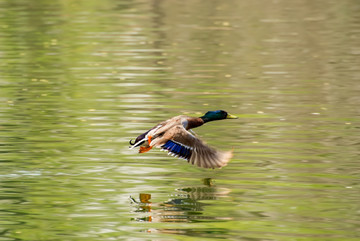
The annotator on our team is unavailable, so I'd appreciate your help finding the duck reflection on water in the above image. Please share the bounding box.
[130,178,231,223]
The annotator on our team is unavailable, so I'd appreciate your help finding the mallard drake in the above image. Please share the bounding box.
[129,110,238,169]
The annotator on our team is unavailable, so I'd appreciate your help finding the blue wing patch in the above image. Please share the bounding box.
[161,140,192,160]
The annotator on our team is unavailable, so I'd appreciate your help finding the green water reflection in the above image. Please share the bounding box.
[1,0,360,240]
[130,178,230,224]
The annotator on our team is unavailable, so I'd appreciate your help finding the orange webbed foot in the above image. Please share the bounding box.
[139,146,152,153]
[138,135,153,153]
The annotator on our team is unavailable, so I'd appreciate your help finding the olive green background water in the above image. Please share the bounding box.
[0,0,359,240]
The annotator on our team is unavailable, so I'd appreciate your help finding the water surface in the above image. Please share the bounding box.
[0,0,359,240]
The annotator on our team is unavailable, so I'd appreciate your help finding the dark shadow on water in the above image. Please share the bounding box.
[130,178,231,223]
[130,178,232,238]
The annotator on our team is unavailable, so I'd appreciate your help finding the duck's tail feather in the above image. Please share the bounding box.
[129,130,151,149]
[129,138,145,149]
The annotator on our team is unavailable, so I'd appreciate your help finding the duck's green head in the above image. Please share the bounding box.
[200,110,238,123]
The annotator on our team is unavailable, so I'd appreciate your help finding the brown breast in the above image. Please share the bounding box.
[186,117,204,130]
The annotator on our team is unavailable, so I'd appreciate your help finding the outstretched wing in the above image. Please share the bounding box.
[156,125,232,169]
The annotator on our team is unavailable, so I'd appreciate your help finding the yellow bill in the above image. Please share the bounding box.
[226,113,238,119]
